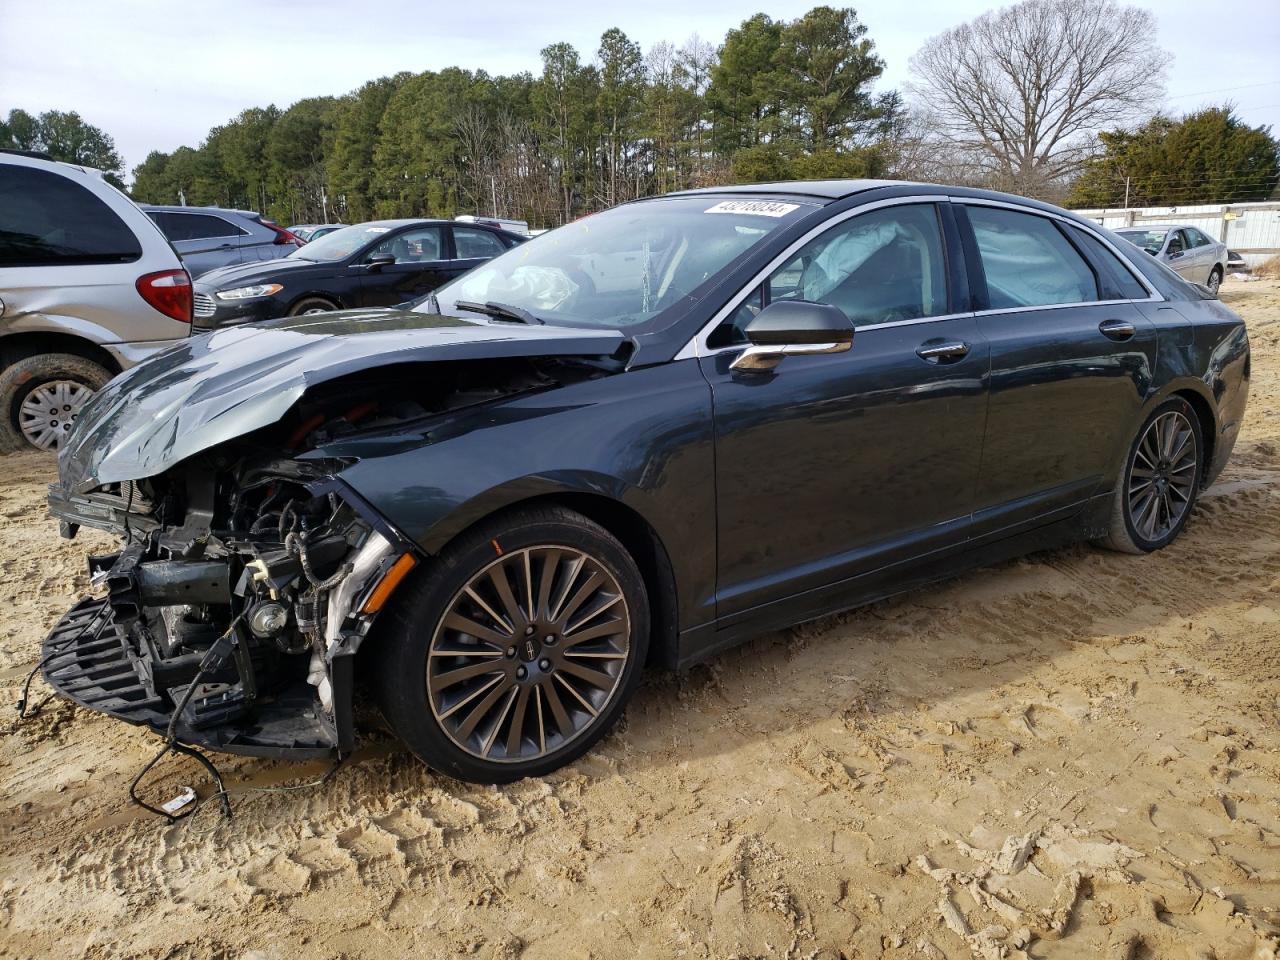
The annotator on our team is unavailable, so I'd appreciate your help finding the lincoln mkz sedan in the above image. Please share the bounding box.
[43,180,1249,786]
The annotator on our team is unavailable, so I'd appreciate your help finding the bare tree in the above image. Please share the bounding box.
[908,0,1166,196]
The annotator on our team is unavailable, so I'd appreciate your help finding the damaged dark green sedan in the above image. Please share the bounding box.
[42,181,1249,787]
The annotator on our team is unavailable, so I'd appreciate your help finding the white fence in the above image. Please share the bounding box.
[1071,200,1280,269]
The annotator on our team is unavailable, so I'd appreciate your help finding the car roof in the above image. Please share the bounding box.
[143,204,262,218]
[663,179,898,202]
[1116,223,1199,232]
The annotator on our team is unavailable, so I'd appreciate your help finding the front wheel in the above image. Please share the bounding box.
[287,296,337,317]
[1206,266,1223,296]
[1102,397,1203,554]
[373,505,649,783]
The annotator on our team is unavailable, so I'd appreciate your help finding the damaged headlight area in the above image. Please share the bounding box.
[42,459,417,759]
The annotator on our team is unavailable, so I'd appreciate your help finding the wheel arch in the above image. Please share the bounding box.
[286,291,344,313]
[422,491,681,671]
[1140,379,1218,484]
[0,331,122,375]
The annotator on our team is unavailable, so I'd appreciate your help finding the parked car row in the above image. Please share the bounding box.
[0,151,527,450]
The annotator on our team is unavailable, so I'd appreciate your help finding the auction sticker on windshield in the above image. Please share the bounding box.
[704,200,800,217]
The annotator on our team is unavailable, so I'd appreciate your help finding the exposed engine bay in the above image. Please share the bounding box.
[40,357,598,765]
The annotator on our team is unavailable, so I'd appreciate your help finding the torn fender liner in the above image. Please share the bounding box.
[59,308,626,492]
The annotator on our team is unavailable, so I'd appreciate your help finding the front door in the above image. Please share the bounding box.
[357,225,457,307]
[960,203,1158,534]
[702,202,989,624]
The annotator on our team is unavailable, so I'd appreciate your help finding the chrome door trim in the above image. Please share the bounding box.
[729,339,851,372]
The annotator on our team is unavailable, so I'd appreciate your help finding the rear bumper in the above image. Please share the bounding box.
[42,596,340,759]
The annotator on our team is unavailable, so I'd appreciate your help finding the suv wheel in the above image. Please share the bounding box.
[373,505,649,783]
[0,354,112,452]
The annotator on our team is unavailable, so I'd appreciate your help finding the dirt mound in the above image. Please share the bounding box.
[2,280,1279,959]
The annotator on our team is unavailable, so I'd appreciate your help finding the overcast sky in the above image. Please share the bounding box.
[2,0,1278,179]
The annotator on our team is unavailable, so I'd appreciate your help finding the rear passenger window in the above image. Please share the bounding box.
[0,165,142,267]
[453,227,506,259]
[1069,228,1150,299]
[967,206,1098,308]
[153,212,244,241]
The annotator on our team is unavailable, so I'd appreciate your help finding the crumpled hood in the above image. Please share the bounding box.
[59,309,626,492]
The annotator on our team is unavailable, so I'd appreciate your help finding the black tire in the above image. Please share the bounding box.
[372,505,650,783]
[1102,396,1203,554]
[0,353,112,453]
[287,296,338,317]
[1206,266,1223,297]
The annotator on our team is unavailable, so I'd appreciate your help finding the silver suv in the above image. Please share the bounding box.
[0,151,192,451]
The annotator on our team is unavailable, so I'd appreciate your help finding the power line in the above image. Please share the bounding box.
[1165,80,1280,101]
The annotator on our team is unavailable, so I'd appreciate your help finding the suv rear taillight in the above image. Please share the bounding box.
[136,269,193,324]
[264,221,303,246]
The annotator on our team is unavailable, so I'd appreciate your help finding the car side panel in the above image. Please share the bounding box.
[330,360,719,632]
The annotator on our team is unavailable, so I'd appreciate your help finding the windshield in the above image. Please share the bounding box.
[291,223,395,262]
[423,196,814,329]
[1116,229,1168,256]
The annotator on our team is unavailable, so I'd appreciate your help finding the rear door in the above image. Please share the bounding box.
[355,225,452,306]
[702,200,990,624]
[449,225,510,278]
[959,202,1157,536]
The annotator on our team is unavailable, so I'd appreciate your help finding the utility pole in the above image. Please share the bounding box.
[1123,176,1130,209]
[490,175,498,218]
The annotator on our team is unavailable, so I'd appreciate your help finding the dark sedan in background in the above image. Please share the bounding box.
[191,218,524,328]
[45,181,1248,791]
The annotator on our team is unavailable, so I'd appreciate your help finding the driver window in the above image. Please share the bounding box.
[367,227,443,263]
[710,204,948,347]
[1166,231,1186,255]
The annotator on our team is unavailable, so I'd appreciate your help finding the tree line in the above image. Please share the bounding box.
[3,1,1277,227]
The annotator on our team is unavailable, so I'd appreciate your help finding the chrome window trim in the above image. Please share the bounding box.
[674,193,1166,361]
[675,194,949,360]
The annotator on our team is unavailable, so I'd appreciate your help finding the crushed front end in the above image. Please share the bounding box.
[43,455,417,758]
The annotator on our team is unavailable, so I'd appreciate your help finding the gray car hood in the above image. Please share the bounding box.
[60,308,627,492]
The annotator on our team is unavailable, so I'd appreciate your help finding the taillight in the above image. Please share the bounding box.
[264,221,303,246]
[135,269,192,324]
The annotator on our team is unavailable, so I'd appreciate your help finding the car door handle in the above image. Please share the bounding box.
[916,340,970,362]
[1098,318,1136,341]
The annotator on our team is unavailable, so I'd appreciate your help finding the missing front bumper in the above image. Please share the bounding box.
[42,597,340,759]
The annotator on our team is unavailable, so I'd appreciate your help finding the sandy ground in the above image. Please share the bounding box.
[1,283,1279,960]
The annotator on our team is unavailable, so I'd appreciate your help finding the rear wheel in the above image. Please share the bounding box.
[287,296,337,317]
[373,505,649,783]
[1206,266,1223,296]
[1102,397,1203,554]
[0,353,112,452]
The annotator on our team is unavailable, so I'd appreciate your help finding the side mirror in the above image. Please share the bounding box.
[731,300,854,372]
[366,253,396,272]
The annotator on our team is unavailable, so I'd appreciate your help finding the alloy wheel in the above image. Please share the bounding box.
[18,379,94,450]
[1127,410,1197,542]
[427,545,631,763]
